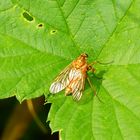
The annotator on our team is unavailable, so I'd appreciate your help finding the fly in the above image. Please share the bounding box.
[49,53,110,101]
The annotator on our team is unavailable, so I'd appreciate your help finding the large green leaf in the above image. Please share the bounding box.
[0,0,140,140]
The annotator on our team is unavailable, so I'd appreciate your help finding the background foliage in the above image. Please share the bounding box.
[0,0,140,139]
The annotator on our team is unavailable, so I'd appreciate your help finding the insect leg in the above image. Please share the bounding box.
[88,61,97,66]
[89,60,113,67]
[87,76,103,103]
[93,73,103,80]
[87,65,96,72]
[88,65,103,79]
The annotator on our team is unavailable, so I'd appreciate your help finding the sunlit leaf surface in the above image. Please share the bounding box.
[0,0,140,139]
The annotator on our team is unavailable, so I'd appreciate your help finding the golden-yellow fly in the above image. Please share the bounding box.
[49,53,105,101]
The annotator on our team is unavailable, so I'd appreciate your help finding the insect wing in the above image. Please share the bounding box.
[73,91,83,101]
[49,64,72,94]
[68,69,85,101]
[72,76,85,101]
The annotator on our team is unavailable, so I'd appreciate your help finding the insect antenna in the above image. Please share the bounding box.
[96,60,114,65]
[89,60,114,66]
[87,76,104,103]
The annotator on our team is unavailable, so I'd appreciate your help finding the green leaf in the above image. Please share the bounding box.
[0,0,140,140]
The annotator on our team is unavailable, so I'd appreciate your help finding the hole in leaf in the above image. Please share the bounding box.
[50,29,57,34]
[37,23,44,28]
[23,11,33,21]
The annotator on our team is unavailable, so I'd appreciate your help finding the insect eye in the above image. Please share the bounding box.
[81,53,88,57]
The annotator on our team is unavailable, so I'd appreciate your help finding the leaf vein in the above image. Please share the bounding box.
[96,0,135,59]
